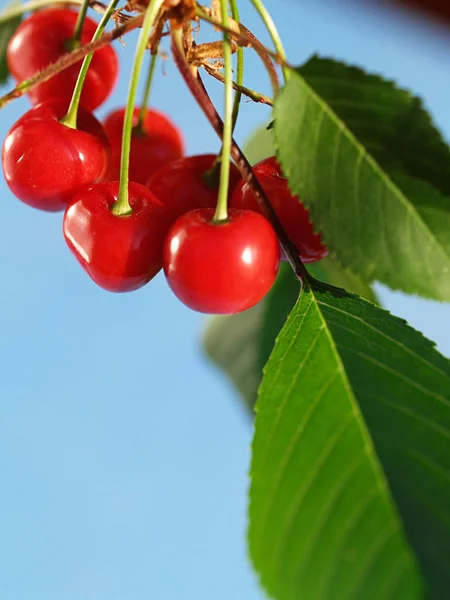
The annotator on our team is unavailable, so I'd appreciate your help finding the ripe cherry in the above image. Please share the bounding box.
[7,8,118,111]
[64,182,172,292]
[231,156,328,263]
[146,154,241,223]
[103,107,185,184]
[163,208,280,314]
[2,100,110,212]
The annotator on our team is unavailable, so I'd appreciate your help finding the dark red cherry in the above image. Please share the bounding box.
[146,154,241,223]
[231,156,328,263]
[163,208,280,314]
[7,8,118,110]
[64,182,172,292]
[2,99,110,212]
[103,107,185,184]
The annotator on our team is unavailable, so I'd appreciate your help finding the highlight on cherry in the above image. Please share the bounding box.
[0,0,327,314]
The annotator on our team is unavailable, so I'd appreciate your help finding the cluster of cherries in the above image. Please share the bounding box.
[1,7,327,314]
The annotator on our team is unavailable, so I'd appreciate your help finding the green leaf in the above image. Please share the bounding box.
[249,280,450,599]
[203,262,379,411]
[0,7,21,84]
[274,57,450,301]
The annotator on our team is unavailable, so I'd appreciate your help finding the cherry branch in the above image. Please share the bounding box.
[201,64,273,106]
[170,27,306,281]
[195,4,280,96]
[0,14,143,110]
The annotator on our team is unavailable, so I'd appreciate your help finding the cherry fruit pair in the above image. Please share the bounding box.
[64,184,280,315]
[63,153,270,315]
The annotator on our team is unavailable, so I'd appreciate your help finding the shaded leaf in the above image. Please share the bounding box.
[0,8,21,84]
[203,264,298,411]
[308,257,379,304]
[244,123,276,165]
[274,58,450,300]
[250,279,450,599]
[203,302,265,411]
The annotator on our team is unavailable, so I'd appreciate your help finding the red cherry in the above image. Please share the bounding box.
[163,208,280,314]
[147,154,241,223]
[2,100,110,212]
[231,156,328,263]
[64,181,172,292]
[7,8,118,111]
[103,107,185,184]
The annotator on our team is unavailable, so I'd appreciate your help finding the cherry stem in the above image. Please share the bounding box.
[71,0,90,47]
[112,0,166,217]
[202,65,273,106]
[136,50,159,133]
[208,0,244,181]
[171,29,307,281]
[0,13,143,111]
[61,0,119,130]
[249,0,289,81]
[210,0,233,223]
[228,0,244,133]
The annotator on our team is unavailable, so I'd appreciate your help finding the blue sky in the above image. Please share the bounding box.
[0,1,449,599]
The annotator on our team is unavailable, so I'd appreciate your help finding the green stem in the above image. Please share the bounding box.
[249,0,289,81]
[61,0,118,129]
[208,0,243,182]
[136,50,158,133]
[0,0,83,24]
[229,0,243,132]
[112,0,165,216]
[70,0,90,47]
[212,0,233,223]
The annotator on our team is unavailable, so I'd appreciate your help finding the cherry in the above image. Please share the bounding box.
[64,181,172,292]
[163,208,280,314]
[146,154,241,223]
[2,99,110,212]
[230,156,328,263]
[103,107,185,184]
[7,8,118,111]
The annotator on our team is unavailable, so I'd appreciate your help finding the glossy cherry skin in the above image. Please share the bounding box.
[163,208,280,314]
[64,182,173,292]
[231,156,328,263]
[146,154,241,223]
[2,100,110,211]
[7,8,118,110]
[103,107,185,184]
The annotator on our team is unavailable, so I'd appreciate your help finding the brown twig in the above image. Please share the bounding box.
[195,4,280,95]
[202,64,273,106]
[170,27,306,280]
[195,3,287,93]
